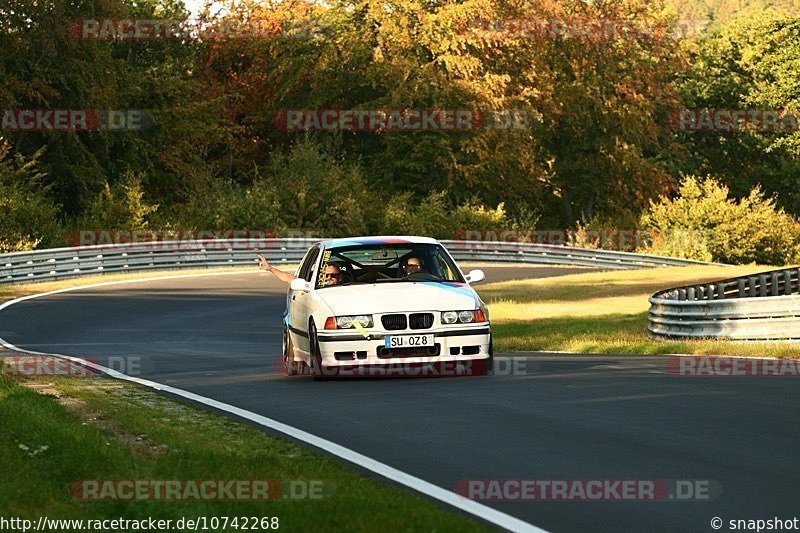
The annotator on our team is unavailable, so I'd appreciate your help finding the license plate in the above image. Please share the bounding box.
[384,334,434,348]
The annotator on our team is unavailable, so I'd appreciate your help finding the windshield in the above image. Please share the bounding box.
[315,243,464,289]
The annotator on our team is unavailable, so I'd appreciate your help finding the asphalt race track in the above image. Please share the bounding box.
[1,266,798,532]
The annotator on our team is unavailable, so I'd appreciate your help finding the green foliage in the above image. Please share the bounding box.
[638,176,800,265]
[382,190,509,239]
[214,177,285,231]
[382,191,450,239]
[675,10,800,214]
[452,201,508,234]
[0,0,231,217]
[79,172,159,230]
[267,137,372,237]
[0,142,62,252]
[171,173,285,231]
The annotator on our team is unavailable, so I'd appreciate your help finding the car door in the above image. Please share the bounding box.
[289,244,320,354]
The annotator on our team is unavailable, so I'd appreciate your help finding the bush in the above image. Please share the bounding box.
[213,176,285,231]
[382,191,449,238]
[79,172,159,230]
[452,201,508,235]
[163,171,286,232]
[268,137,372,237]
[638,176,800,265]
[0,142,62,252]
[382,191,510,239]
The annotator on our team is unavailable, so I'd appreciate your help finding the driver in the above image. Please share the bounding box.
[320,263,343,286]
[402,257,424,276]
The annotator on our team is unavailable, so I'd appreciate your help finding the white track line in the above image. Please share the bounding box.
[0,272,547,533]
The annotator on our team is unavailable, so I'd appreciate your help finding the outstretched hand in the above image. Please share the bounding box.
[257,254,296,284]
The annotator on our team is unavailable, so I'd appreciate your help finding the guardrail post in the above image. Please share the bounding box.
[786,271,794,295]
[748,276,757,297]
[687,287,695,301]
[759,274,768,297]
[771,272,779,296]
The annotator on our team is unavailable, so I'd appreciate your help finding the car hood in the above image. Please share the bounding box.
[317,282,479,314]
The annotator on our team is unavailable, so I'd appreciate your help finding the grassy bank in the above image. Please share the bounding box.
[477,265,800,357]
[0,373,486,531]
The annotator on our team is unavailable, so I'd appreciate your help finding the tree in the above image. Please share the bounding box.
[0,140,62,251]
[675,9,800,215]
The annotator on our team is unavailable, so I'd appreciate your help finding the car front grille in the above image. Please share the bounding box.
[381,314,408,330]
[409,313,434,329]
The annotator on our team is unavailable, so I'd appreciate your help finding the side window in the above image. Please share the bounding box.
[301,246,321,282]
[297,246,320,282]
[433,255,449,279]
[434,253,457,281]
[295,250,311,279]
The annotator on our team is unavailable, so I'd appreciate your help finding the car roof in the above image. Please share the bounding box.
[321,236,440,250]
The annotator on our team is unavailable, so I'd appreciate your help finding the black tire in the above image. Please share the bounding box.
[309,322,326,381]
[283,326,299,376]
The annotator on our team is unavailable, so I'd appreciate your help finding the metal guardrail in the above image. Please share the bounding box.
[648,266,800,341]
[0,238,710,285]
[443,240,712,269]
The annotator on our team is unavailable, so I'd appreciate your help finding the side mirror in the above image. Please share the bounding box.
[290,278,312,292]
[464,269,485,284]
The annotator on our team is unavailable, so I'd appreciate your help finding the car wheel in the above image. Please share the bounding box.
[309,322,326,381]
[283,326,299,376]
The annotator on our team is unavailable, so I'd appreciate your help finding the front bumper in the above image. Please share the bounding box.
[315,325,491,367]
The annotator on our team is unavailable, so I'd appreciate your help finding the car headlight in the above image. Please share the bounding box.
[335,315,373,329]
[458,310,474,323]
[441,309,487,324]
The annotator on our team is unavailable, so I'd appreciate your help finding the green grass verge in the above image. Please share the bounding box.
[477,264,800,357]
[0,374,487,531]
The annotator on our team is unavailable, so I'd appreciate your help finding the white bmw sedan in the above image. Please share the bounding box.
[282,236,493,379]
